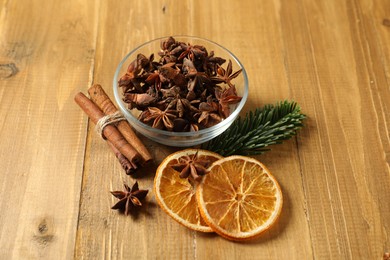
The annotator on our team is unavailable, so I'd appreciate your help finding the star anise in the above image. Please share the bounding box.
[145,62,175,90]
[158,38,182,63]
[118,59,140,91]
[161,87,199,118]
[183,58,210,93]
[171,151,210,180]
[160,36,177,51]
[202,50,226,75]
[111,182,148,216]
[123,92,157,109]
[215,85,242,118]
[196,96,222,127]
[119,53,153,89]
[189,123,199,132]
[159,64,187,87]
[211,60,242,87]
[137,53,155,71]
[169,117,200,132]
[142,107,177,130]
[178,43,207,61]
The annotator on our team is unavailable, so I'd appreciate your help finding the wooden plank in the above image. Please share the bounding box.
[352,0,390,255]
[75,0,195,259]
[280,0,390,258]
[192,1,313,259]
[0,0,98,258]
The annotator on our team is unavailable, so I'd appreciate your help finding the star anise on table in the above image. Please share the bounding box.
[142,107,177,130]
[171,151,211,180]
[111,182,148,216]
[211,59,242,88]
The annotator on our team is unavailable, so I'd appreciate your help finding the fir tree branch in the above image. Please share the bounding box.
[202,100,306,156]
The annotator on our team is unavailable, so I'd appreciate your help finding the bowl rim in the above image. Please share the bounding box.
[113,35,249,137]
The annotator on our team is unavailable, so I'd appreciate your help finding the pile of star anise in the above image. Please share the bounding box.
[118,36,243,132]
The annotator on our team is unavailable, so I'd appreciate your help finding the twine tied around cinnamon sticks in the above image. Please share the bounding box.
[74,84,152,174]
[95,111,126,139]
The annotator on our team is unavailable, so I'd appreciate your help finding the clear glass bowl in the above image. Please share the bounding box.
[113,36,248,147]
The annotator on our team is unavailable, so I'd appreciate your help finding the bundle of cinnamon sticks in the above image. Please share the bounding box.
[74,84,152,174]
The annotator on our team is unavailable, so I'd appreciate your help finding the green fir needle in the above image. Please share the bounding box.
[202,100,306,156]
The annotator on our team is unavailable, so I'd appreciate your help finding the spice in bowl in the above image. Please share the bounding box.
[118,36,243,132]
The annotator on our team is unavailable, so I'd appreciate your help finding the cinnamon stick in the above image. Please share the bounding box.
[106,141,134,175]
[74,92,141,169]
[88,84,152,165]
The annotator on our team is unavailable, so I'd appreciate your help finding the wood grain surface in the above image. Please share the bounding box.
[0,0,389,259]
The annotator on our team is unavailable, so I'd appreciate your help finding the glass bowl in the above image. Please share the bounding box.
[113,36,248,147]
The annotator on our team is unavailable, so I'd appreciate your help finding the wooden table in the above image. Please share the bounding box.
[1,0,389,259]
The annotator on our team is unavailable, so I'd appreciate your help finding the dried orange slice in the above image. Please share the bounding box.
[196,156,283,240]
[154,149,223,232]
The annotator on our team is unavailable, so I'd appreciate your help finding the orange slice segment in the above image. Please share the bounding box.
[154,149,223,232]
[196,155,283,240]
